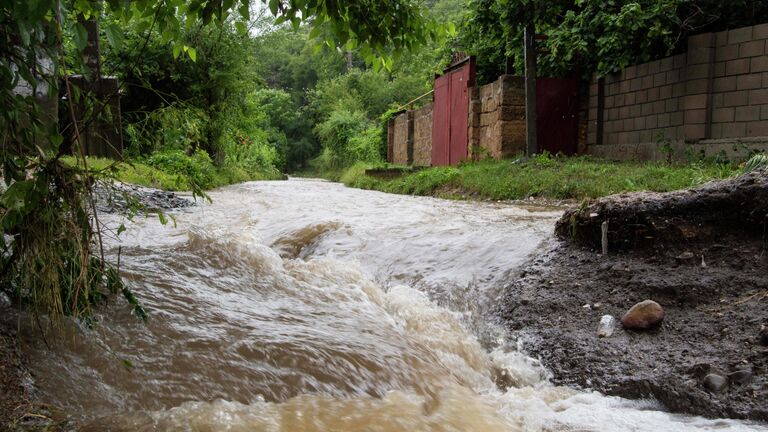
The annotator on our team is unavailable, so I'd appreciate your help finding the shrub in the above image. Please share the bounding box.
[314,109,369,168]
[144,150,217,189]
[347,127,383,164]
[124,104,208,157]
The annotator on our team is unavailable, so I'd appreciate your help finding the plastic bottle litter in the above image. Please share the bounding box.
[597,314,616,338]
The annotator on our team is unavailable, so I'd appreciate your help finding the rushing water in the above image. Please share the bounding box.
[13,179,767,431]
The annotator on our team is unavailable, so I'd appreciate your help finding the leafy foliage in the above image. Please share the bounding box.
[459,0,768,81]
[314,109,371,168]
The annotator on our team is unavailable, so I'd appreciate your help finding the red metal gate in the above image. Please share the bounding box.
[536,78,579,155]
[432,58,475,166]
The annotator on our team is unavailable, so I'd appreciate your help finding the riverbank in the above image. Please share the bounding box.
[64,155,284,192]
[302,155,741,201]
[499,169,768,421]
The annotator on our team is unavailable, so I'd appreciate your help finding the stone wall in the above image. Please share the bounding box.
[412,104,433,166]
[469,75,526,159]
[388,74,526,166]
[588,23,768,161]
[390,111,410,165]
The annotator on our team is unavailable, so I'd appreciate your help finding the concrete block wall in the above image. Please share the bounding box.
[588,23,768,161]
[709,24,768,139]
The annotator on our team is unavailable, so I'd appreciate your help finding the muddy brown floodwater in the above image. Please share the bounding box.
[6,178,768,431]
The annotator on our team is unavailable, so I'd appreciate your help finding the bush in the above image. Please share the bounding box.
[124,104,209,157]
[144,150,217,189]
[314,109,369,168]
[347,127,383,164]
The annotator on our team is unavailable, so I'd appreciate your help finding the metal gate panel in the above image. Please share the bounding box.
[536,78,579,155]
[431,58,475,166]
[431,74,451,166]
[449,68,470,165]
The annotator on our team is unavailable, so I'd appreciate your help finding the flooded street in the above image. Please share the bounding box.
[14,179,767,431]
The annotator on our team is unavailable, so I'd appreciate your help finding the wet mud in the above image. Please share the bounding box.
[501,170,768,421]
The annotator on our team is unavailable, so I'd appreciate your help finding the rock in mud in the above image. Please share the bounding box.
[597,315,616,338]
[621,300,665,330]
[703,373,728,393]
[728,369,753,386]
[676,251,695,261]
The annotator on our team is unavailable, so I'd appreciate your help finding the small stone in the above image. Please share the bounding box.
[592,302,602,309]
[597,315,616,338]
[621,300,665,330]
[582,303,591,309]
[728,369,753,385]
[676,251,694,261]
[703,373,728,393]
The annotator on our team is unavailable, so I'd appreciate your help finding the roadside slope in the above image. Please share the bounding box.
[500,169,768,420]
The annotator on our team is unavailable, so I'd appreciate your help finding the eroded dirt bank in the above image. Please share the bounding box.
[500,169,768,421]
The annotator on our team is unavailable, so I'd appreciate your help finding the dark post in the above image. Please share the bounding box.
[524,23,537,156]
[81,13,101,81]
[505,57,514,75]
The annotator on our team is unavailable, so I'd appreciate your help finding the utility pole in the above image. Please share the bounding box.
[524,22,538,156]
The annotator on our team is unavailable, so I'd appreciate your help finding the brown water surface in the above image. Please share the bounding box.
[13,179,766,431]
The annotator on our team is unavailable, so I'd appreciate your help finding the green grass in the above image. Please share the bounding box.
[330,155,741,201]
[63,156,284,191]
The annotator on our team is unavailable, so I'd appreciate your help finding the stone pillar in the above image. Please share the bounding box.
[406,110,415,165]
[387,118,395,163]
[467,86,481,159]
[498,75,526,157]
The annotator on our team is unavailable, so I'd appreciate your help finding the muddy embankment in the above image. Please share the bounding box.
[500,169,768,421]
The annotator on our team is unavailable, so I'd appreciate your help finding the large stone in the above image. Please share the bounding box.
[621,300,665,330]
[728,369,753,385]
[703,373,728,393]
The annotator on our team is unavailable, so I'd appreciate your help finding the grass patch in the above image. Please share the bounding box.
[62,156,284,191]
[330,155,741,201]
